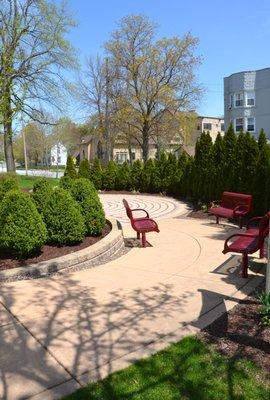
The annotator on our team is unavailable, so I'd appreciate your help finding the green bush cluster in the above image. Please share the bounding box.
[32,178,53,214]
[42,187,85,245]
[0,190,47,257]
[0,173,19,201]
[70,178,106,236]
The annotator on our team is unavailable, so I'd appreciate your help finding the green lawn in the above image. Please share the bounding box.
[63,336,270,400]
[18,175,59,190]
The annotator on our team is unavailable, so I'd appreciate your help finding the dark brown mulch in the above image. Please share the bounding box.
[199,283,270,375]
[188,209,210,219]
[0,223,111,271]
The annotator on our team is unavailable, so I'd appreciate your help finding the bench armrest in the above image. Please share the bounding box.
[131,208,149,218]
[233,204,249,215]
[223,233,256,253]
[246,216,263,230]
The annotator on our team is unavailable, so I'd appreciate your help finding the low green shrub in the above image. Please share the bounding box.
[59,175,74,191]
[32,178,53,214]
[258,292,270,327]
[0,173,19,201]
[0,190,47,257]
[71,178,106,236]
[42,187,85,245]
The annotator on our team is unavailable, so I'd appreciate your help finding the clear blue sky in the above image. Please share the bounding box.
[66,0,270,119]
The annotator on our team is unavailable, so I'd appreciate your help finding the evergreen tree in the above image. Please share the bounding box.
[193,131,213,200]
[115,161,131,190]
[253,133,270,214]
[141,159,156,193]
[180,157,194,198]
[208,132,224,201]
[64,155,77,179]
[78,159,91,180]
[172,152,188,196]
[222,124,237,191]
[102,160,118,190]
[239,133,258,193]
[131,160,143,191]
[90,158,103,190]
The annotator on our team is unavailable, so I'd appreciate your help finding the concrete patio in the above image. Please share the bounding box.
[0,205,266,399]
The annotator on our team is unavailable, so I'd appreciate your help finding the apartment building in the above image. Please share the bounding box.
[224,67,270,137]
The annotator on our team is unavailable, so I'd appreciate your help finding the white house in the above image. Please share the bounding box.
[50,143,67,166]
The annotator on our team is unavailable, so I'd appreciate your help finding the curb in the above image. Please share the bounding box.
[0,218,124,283]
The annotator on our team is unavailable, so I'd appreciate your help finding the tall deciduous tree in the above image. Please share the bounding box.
[105,15,202,161]
[0,0,76,171]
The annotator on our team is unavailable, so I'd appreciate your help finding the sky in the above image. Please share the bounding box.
[66,0,270,120]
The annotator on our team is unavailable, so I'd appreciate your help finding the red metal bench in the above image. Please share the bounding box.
[223,212,270,278]
[209,191,252,228]
[122,199,160,247]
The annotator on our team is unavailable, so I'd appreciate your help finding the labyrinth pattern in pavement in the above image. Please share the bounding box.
[99,193,189,224]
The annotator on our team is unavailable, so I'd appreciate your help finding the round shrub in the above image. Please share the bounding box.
[71,178,106,236]
[0,190,47,257]
[0,173,19,201]
[32,178,53,214]
[59,175,74,191]
[42,188,85,245]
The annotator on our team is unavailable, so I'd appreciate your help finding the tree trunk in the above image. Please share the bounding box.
[4,121,15,172]
[142,121,150,161]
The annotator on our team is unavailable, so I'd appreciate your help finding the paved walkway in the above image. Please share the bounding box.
[0,198,266,400]
[99,193,189,223]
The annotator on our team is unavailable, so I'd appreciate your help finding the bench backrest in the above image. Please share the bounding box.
[123,199,134,223]
[258,212,270,242]
[221,192,252,211]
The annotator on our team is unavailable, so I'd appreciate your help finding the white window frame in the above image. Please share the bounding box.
[246,117,255,132]
[246,91,255,107]
[235,118,244,132]
[234,93,244,107]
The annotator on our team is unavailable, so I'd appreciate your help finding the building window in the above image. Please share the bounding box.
[247,117,255,132]
[230,94,234,108]
[203,123,212,131]
[115,152,128,163]
[235,93,244,107]
[235,118,244,132]
[221,123,225,131]
[246,91,255,106]
[57,156,61,164]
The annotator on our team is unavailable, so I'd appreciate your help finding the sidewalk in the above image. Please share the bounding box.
[0,218,265,400]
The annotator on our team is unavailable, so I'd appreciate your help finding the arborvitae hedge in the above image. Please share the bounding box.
[64,155,77,179]
[0,190,47,257]
[78,159,91,180]
[67,125,270,216]
[91,158,103,190]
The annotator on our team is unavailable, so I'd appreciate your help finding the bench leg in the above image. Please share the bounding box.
[137,232,140,240]
[239,216,243,229]
[141,233,146,248]
[242,253,248,278]
[216,216,219,224]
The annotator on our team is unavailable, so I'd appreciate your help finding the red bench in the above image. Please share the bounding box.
[209,191,252,228]
[223,212,270,278]
[123,199,160,247]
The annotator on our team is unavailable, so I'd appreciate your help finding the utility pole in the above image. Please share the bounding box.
[21,113,28,176]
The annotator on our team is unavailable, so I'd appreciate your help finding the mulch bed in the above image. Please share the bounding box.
[199,282,270,375]
[0,223,111,271]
